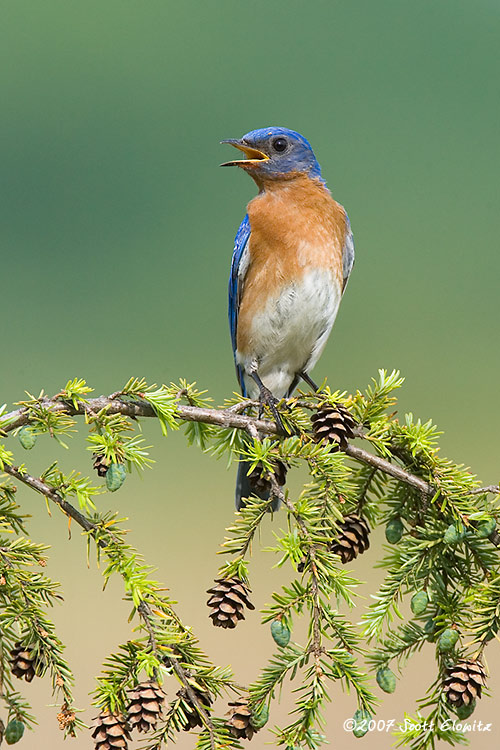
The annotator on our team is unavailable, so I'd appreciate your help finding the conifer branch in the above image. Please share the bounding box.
[344,444,432,495]
[270,477,323,668]
[469,485,500,496]
[0,391,437,501]
[3,464,219,746]
[136,601,217,748]
[1,371,499,749]
[3,464,97,534]
[1,396,276,438]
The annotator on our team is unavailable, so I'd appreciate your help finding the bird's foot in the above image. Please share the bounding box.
[249,370,287,434]
[258,385,287,435]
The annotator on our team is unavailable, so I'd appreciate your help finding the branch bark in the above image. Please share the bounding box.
[1,397,277,437]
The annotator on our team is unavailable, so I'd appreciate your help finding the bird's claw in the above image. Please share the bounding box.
[257,386,287,435]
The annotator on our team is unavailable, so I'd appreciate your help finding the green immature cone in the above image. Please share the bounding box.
[106,463,126,492]
[376,666,396,693]
[385,518,404,544]
[476,518,496,538]
[443,523,465,544]
[5,720,25,745]
[18,426,37,450]
[352,708,371,738]
[438,628,459,652]
[456,701,476,720]
[250,704,269,730]
[270,619,291,647]
[411,590,428,615]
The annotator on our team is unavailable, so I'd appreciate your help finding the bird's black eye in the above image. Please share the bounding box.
[272,137,288,153]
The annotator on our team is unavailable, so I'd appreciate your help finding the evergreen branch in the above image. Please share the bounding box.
[356,466,377,512]
[6,387,499,551]
[136,601,217,748]
[346,443,432,495]
[362,539,431,640]
[1,395,277,437]
[366,621,427,670]
[261,581,308,625]
[3,464,97,534]
[249,643,309,705]
[2,372,500,748]
[0,391,440,497]
[265,476,375,738]
[269,477,323,672]
[467,572,500,652]
[3,465,220,747]
[469,485,500,496]
[195,718,244,750]
[221,494,275,558]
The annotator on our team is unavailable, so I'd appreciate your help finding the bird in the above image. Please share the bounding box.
[222,126,354,510]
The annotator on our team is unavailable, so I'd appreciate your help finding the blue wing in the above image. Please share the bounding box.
[228,214,251,394]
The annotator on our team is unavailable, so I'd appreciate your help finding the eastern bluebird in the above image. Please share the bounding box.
[222,127,354,510]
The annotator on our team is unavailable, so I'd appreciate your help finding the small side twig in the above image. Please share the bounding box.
[3,464,96,535]
[469,485,500,496]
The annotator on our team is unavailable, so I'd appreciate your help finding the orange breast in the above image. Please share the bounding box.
[236,174,346,354]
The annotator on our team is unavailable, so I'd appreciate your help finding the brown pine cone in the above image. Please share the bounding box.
[443,658,487,708]
[127,680,165,733]
[10,642,44,682]
[207,576,255,629]
[177,687,213,730]
[248,460,288,495]
[311,404,357,451]
[331,514,370,564]
[93,453,111,477]
[91,711,131,750]
[227,696,254,740]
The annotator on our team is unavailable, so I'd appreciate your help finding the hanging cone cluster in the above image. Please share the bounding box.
[331,514,370,564]
[311,404,357,451]
[177,687,213,730]
[92,453,110,477]
[227,697,255,740]
[127,680,165,733]
[207,577,255,628]
[248,460,288,495]
[91,711,131,750]
[442,658,487,708]
[10,642,43,682]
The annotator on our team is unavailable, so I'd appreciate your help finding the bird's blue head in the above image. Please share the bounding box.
[221,127,322,182]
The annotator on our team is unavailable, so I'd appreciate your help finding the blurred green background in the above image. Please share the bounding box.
[1,1,499,747]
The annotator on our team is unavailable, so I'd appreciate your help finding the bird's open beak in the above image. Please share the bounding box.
[220,139,270,168]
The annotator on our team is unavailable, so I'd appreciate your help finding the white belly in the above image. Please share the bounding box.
[236,269,342,399]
